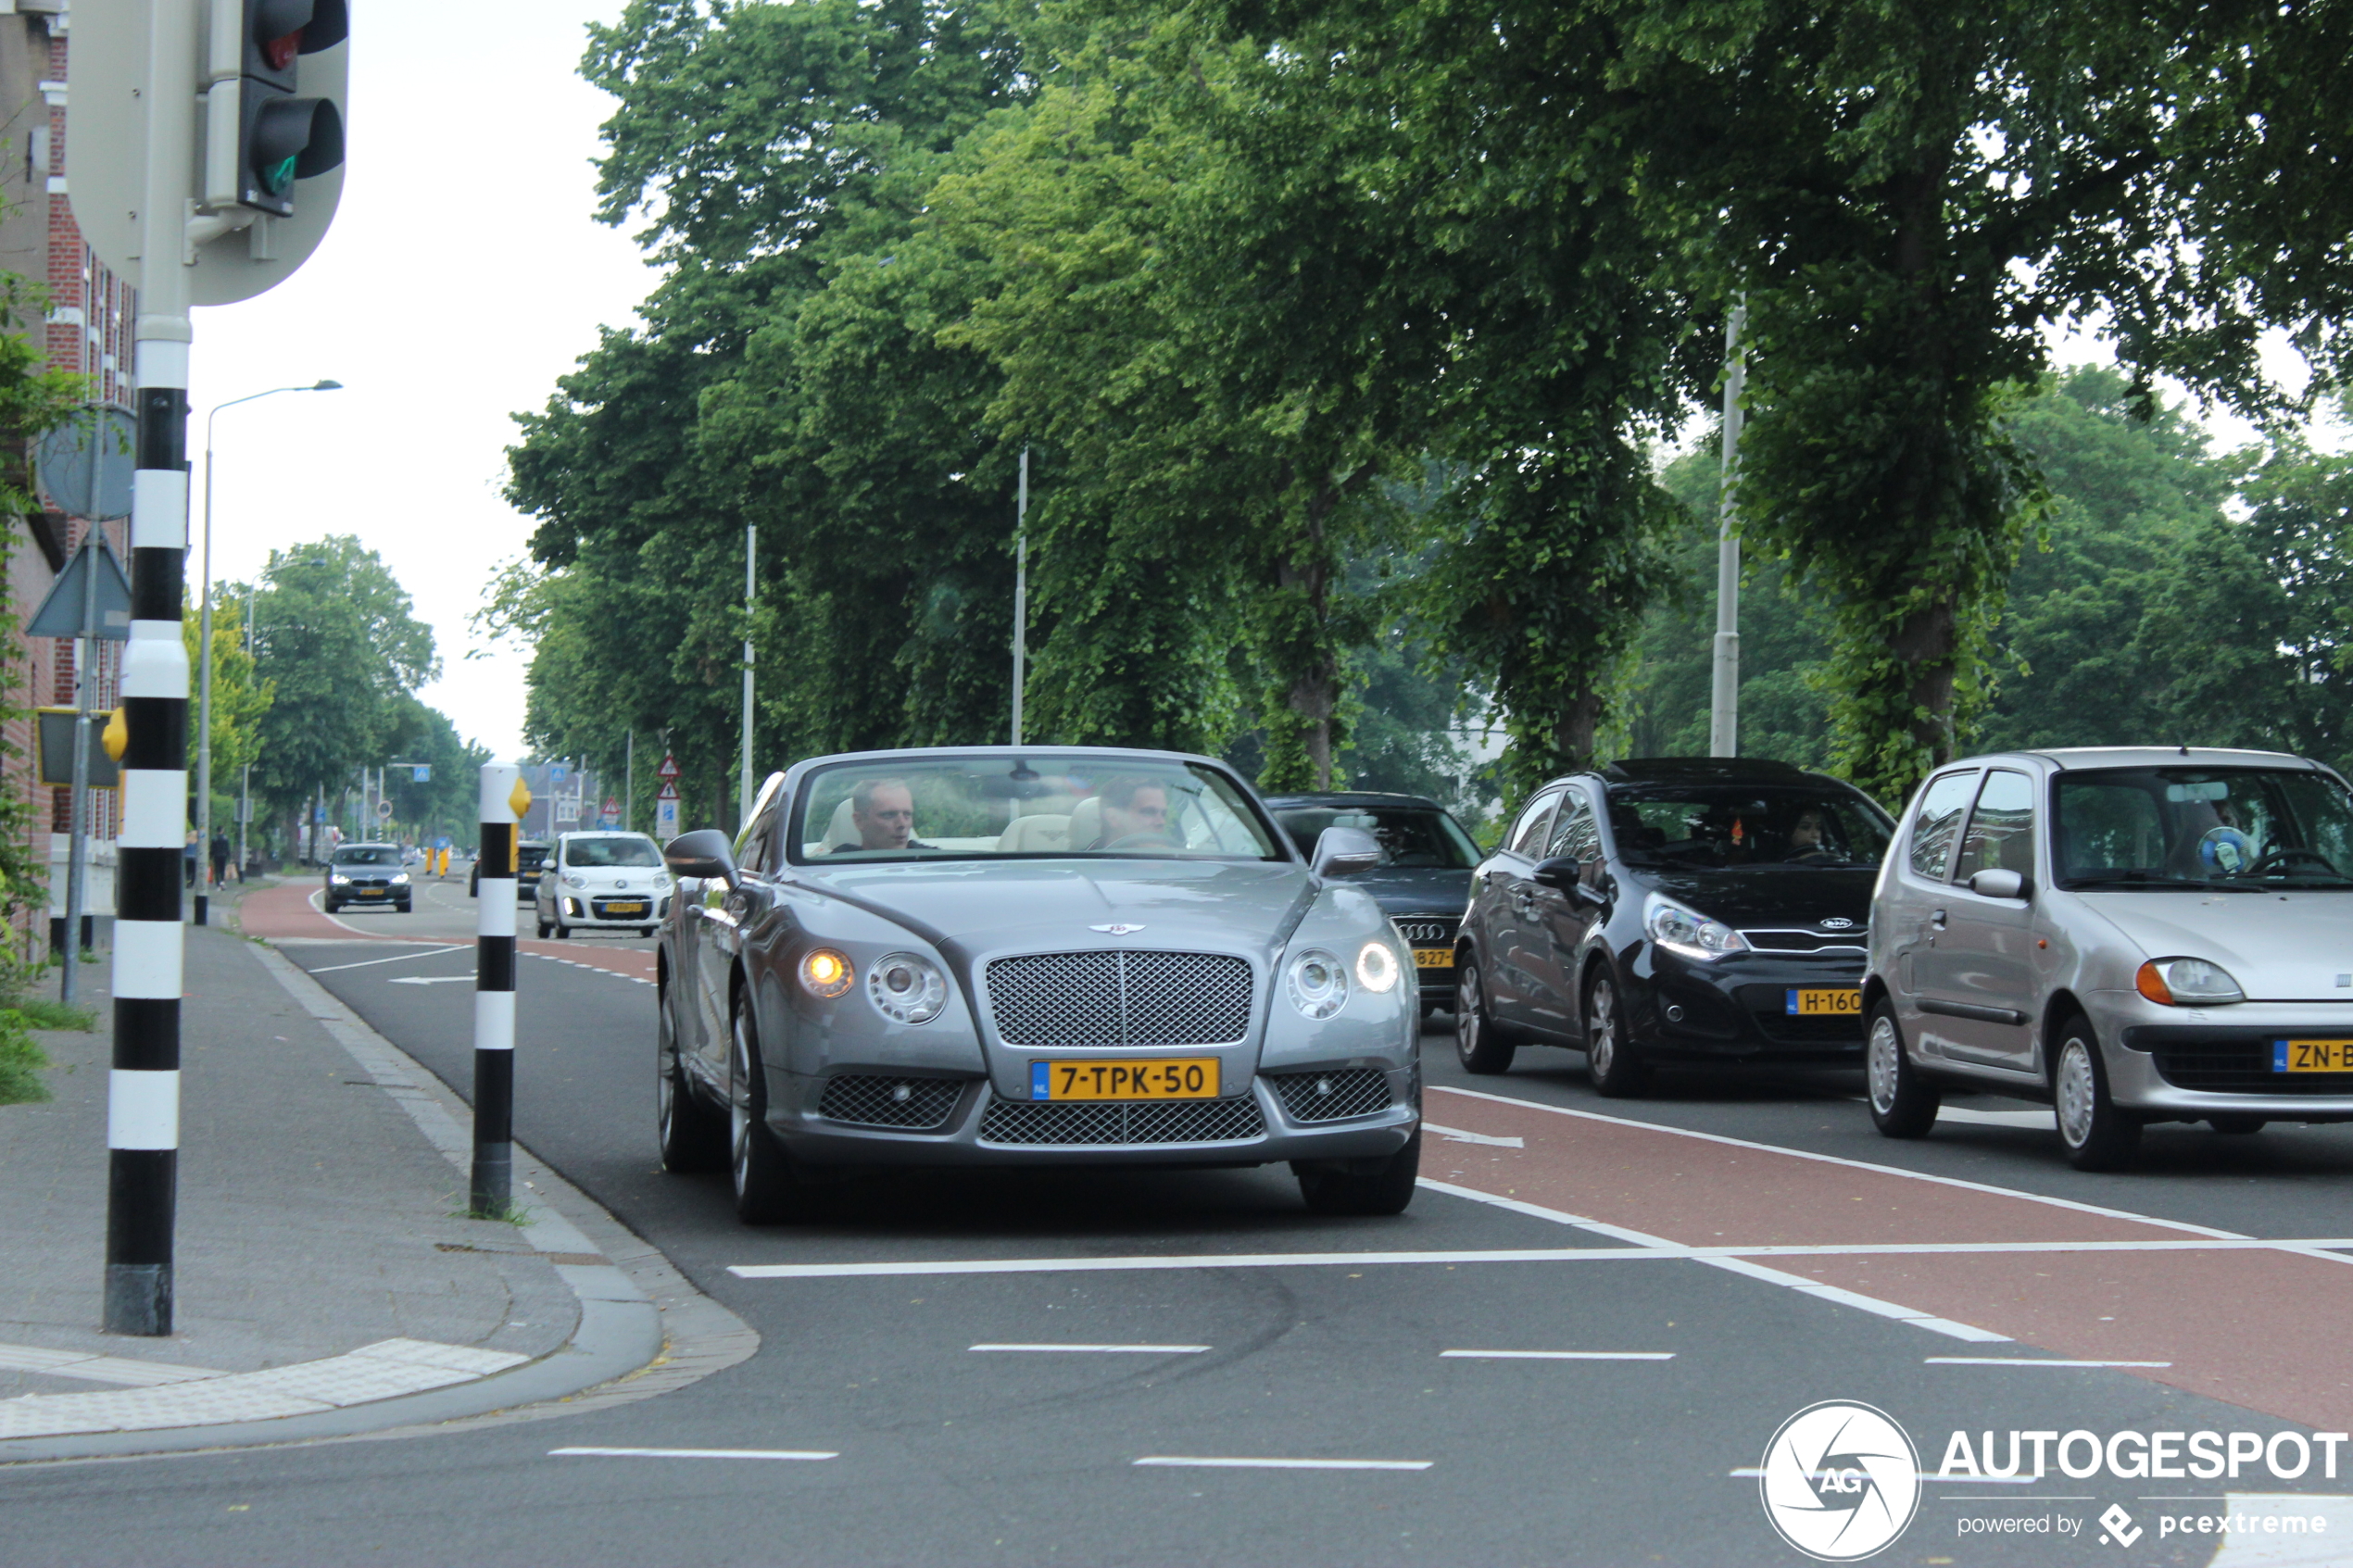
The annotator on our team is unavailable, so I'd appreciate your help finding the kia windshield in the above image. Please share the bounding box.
[791,755,1285,863]
[1605,785,1893,869]
[2055,768,2353,889]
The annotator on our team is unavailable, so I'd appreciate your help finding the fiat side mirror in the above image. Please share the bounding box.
[664,828,740,888]
[1311,825,1381,878]
[1968,867,2028,900]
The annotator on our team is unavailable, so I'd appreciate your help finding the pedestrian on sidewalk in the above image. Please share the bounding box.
[183,830,199,889]
[210,831,233,887]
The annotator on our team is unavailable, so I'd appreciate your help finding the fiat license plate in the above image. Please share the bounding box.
[1029,1059,1220,1100]
[1413,947,1453,970]
[1785,987,1861,1017]
[2273,1039,2353,1073]
[604,900,648,915]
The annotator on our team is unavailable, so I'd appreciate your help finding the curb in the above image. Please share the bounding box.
[0,940,756,1464]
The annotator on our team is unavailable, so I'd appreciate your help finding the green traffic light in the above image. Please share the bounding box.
[263,155,297,194]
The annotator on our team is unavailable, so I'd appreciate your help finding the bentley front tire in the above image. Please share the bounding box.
[1295,1129,1420,1217]
[729,999,798,1223]
[657,998,725,1173]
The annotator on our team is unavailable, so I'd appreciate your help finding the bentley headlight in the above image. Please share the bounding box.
[1354,939,1400,994]
[868,951,948,1024]
[2135,957,2245,1006]
[1287,949,1349,1019]
[1643,894,1750,960]
[799,947,855,1000]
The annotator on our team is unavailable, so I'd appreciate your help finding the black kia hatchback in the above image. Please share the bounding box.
[1453,758,1895,1095]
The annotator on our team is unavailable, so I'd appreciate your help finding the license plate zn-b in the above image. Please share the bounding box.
[2273,1039,2353,1073]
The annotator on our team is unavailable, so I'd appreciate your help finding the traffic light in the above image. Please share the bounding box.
[204,0,347,218]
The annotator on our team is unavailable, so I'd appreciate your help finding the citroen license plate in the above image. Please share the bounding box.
[2273,1039,2353,1073]
[1413,947,1453,970]
[604,900,648,915]
[1785,987,1861,1017]
[1029,1059,1220,1100]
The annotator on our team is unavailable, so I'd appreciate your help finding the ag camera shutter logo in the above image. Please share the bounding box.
[1759,1400,1921,1561]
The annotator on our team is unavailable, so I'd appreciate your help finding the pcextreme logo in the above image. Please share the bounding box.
[1759,1401,1922,1562]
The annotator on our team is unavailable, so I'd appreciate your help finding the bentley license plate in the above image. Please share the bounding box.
[1029,1059,1221,1101]
[2273,1039,2353,1073]
[1785,987,1861,1017]
[604,901,648,915]
[1413,947,1453,970]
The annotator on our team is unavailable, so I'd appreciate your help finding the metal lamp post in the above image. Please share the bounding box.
[195,379,340,924]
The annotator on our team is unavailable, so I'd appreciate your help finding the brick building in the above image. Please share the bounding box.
[3,2,132,954]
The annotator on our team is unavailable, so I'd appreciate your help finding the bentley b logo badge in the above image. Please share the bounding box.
[1090,923,1145,935]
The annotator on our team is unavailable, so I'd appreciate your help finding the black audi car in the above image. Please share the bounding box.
[1263,791,1480,1014]
[1453,758,1895,1094]
[469,839,552,902]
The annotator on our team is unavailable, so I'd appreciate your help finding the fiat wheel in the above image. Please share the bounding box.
[1865,1003,1939,1138]
[1454,956,1516,1075]
[2053,1019,2140,1172]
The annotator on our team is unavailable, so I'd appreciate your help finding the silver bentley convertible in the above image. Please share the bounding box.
[655,747,1424,1222]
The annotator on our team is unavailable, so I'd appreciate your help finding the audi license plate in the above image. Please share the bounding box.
[1413,947,1453,970]
[603,900,648,915]
[1029,1059,1221,1101]
[1785,987,1861,1017]
[2273,1039,2353,1073]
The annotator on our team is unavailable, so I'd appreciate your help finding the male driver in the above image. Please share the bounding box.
[1086,777,1174,850]
[832,778,930,853]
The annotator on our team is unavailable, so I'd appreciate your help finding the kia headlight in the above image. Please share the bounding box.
[1287,949,1349,1019]
[868,952,949,1024]
[1643,894,1750,960]
[2135,957,2245,1006]
[1354,939,1400,993]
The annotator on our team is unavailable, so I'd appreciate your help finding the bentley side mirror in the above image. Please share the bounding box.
[1968,867,2028,900]
[665,828,741,888]
[1310,825,1381,878]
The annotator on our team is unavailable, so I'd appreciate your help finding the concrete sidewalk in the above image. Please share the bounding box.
[0,908,750,1459]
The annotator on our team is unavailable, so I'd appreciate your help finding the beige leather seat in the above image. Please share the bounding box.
[995,814,1071,853]
[1067,797,1104,849]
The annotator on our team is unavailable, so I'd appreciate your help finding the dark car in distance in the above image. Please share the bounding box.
[1263,792,1481,1015]
[470,839,552,902]
[1453,758,1896,1095]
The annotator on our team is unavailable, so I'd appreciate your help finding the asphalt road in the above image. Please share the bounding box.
[6,877,2348,1566]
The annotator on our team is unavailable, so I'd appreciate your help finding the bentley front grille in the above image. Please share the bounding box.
[817,1075,964,1131]
[1267,1068,1392,1123]
[985,950,1253,1047]
[977,1095,1267,1147]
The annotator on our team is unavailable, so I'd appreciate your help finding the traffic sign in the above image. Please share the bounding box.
[599,796,621,826]
[656,753,680,781]
[27,540,133,641]
[375,797,393,821]
[36,408,137,521]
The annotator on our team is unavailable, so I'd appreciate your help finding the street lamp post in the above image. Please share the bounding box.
[195,379,341,924]
[737,522,755,826]
[1708,306,1745,759]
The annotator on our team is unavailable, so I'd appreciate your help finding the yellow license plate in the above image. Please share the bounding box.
[604,901,647,915]
[1414,947,1453,970]
[2274,1039,2353,1073]
[1785,987,1861,1017]
[1029,1059,1221,1101]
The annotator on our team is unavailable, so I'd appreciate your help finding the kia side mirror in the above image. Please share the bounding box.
[1530,855,1581,891]
[1968,867,2028,899]
[665,828,740,888]
[1310,825,1381,878]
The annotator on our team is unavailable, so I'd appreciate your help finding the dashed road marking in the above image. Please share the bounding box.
[1135,1456,1430,1472]
[550,1447,837,1461]
[1440,1348,1673,1361]
[1925,1356,2174,1368]
[971,1343,1209,1354]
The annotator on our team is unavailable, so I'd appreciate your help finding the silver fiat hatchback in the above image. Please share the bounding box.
[1865,746,2353,1169]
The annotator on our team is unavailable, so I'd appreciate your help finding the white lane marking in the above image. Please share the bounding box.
[1441,1349,1673,1361]
[736,1249,1611,1279]
[2211,1495,2353,1564]
[1425,1123,1524,1148]
[387,975,475,986]
[1925,1356,2173,1367]
[1936,1105,2057,1129]
[520,951,656,985]
[307,946,468,972]
[1134,1456,1430,1472]
[971,1343,1208,1354]
[550,1447,837,1461]
[1419,1177,2009,1344]
[1428,1083,2247,1239]
[304,888,409,939]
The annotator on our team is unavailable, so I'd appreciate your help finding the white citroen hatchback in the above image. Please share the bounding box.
[535,831,673,938]
[1865,746,2353,1169]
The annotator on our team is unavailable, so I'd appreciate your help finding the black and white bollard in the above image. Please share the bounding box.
[472,765,525,1216]
[105,337,191,1335]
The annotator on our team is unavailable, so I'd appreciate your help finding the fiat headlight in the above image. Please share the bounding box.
[799,947,854,1000]
[563,873,587,889]
[1643,894,1750,960]
[1354,939,1400,994]
[868,951,948,1024]
[1287,949,1349,1019]
[2135,957,2245,1006]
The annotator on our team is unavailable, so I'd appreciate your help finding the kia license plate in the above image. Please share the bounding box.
[1785,987,1861,1017]
[1029,1059,1220,1100]
[2273,1039,2353,1073]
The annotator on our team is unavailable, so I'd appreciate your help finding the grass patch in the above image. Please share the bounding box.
[12,997,95,1032]
[0,1011,52,1105]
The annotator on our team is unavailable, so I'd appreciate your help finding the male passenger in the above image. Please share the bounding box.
[831,778,930,853]
[1086,777,1174,850]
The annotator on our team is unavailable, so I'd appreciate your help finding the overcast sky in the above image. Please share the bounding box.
[185,3,646,764]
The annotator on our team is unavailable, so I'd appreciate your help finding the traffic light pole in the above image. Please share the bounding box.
[105,0,200,1337]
